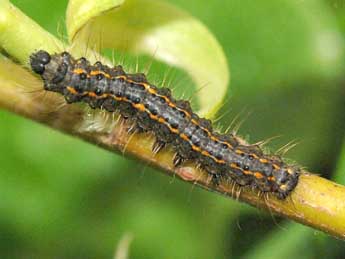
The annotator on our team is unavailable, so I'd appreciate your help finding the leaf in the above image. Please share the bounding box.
[66,0,229,118]
[333,138,345,184]
[243,223,314,259]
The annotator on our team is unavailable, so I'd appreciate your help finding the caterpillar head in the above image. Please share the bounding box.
[30,50,51,75]
[30,50,72,94]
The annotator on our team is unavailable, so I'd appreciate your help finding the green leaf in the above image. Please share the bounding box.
[333,138,345,184]
[66,0,229,118]
[244,223,314,259]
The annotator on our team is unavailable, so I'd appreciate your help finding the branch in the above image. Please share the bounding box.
[1,58,345,240]
[1,0,345,241]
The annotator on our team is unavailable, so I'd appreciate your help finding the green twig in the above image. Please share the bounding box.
[1,0,345,240]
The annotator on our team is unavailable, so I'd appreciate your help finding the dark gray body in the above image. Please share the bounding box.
[30,50,300,199]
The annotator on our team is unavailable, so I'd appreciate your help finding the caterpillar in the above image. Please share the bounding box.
[30,50,301,199]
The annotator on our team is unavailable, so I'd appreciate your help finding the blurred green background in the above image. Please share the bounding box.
[1,0,345,258]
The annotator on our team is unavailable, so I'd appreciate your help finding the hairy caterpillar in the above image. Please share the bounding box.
[30,50,300,199]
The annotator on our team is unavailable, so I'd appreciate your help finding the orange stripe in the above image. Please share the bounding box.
[65,74,276,177]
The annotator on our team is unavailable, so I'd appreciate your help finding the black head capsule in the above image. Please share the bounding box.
[30,50,51,75]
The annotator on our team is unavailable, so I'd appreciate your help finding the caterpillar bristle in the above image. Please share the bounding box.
[152,139,166,154]
[29,50,302,199]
